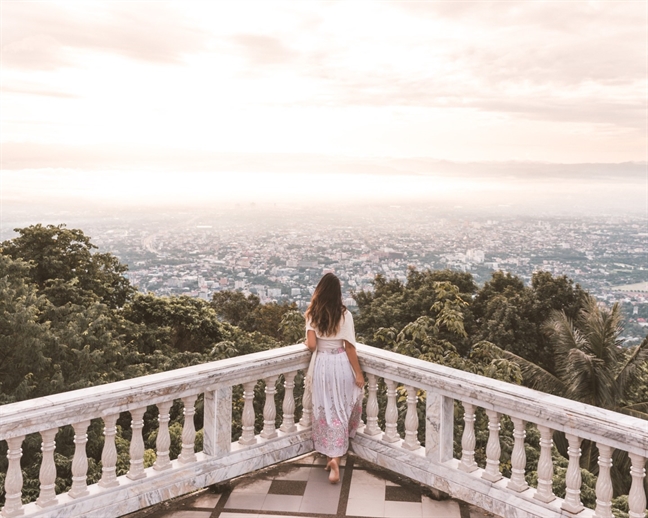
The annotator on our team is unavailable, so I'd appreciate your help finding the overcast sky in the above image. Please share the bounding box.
[1,1,646,210]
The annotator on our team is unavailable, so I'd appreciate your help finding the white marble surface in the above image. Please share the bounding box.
[21,430,313,517]
[351,432,597,518]
[355,343,648,457]
[0,345,311,439]
[2,342,644,517]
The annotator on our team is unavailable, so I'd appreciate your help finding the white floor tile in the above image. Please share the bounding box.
[349,476,385,500]
[351,469,388,486]
[384,500,423,518]
[158,512,211,518]
[224,492,266,510]
[346,497,385,517]
[274,466,312,481]
[220,513,259,518]
[231,478,272,494]
[422,496,461,517]
[262,494,303,512]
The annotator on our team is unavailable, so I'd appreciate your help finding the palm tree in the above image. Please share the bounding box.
[496,295,648,494]
[502,296,647,415]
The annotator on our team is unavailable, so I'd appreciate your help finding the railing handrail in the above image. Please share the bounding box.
[0,344,311,439]
[355,344,648,455]
[2,342,646,454]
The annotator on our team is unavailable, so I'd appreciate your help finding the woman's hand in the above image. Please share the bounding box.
[355,372,365,388]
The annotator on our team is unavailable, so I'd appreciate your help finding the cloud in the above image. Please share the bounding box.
[2,142,645,180]
[0,2,207,70]
[230,34,297,66]
[1,82,80,99]
[269,1,646,130]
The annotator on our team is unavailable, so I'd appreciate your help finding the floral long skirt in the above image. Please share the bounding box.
[311,347,363,458]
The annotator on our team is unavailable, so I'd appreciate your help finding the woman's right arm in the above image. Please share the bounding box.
[305,330,317,352]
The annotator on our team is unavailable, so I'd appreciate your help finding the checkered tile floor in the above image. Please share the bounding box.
[130,453,499,518]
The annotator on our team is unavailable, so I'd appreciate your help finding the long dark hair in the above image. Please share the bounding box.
[305,273,346,337]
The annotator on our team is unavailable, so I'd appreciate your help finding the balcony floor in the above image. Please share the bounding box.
[127,452,500,518]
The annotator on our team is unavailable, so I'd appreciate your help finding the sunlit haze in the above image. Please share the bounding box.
[1,1,646,214]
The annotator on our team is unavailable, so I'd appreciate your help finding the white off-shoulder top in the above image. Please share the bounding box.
[305,310,356,351]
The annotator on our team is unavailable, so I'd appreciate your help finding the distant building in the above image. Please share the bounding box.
[466,249,485,263]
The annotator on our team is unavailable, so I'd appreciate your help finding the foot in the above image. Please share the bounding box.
[328,458,340,484]
[325,459,331,471]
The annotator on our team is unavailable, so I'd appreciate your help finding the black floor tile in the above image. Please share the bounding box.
[267,479,308,496]
[385,485,422,503]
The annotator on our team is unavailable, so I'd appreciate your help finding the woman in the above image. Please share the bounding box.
[304,273,364,484]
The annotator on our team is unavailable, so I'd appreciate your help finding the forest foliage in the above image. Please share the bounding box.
[0,224,646,516]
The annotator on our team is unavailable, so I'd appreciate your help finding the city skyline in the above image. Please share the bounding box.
[1,1,646,213]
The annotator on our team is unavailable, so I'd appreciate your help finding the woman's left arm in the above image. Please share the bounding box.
[344,341,365,388]
[305,330,317,352]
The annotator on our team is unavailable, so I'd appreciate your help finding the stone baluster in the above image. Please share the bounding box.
[383,379,400,443]
[69,420,91,498]
[458,402,478,473]
[533,425,555,503]
[261,376,278,439]
[99,414,119,487]
[507,417,528,492]
[402,385,420,450]
[280,372,297,433]
[36,428,59,507]
[178,395,197,464]
[127,407,147,479]
[482,410,502,482]
[153,401,173,470]
[594,443,614,518]
[299,374,313,429]
[1,435,25,517]
[364,374,381,436]
[561,433,583,513]
[628,453,646,518]
[239,381,258,445]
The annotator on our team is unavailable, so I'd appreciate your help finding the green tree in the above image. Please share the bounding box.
[497,296,648,495]
[279,310,306,345]
[124,293,225,353]
[0,256,52,403]
[505,297,648,414]
[1,224,133,308]
[211,291,260,328]
[354,268,477,353]
[473,271,586,372]
[211,291,297,340]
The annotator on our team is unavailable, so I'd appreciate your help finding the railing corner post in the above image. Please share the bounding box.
[425,391,453,463]
[204,387,232,457]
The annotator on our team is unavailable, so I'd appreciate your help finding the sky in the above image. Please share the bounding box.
[1,1,647,212]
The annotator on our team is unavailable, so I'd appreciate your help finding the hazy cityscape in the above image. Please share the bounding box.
[3,202,645,344]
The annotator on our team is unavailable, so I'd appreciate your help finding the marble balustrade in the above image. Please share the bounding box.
[352,344,648,518]
[1,343,647,518]
[0,346,313,517]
